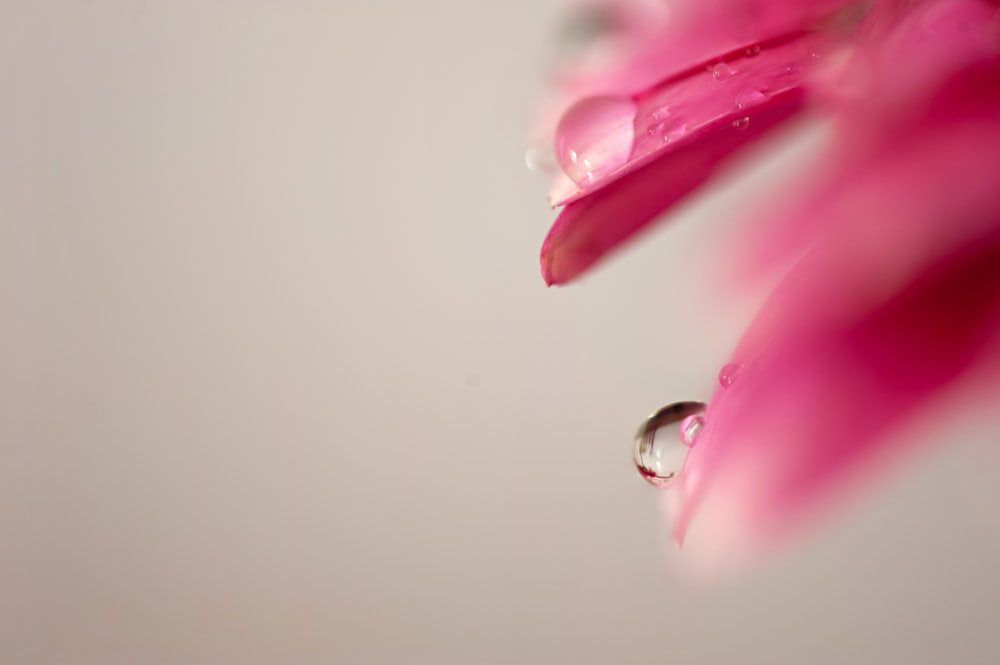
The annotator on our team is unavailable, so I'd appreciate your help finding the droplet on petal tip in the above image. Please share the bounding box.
[554,95,638,187]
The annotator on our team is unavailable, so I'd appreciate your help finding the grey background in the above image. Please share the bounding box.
[3,2,999,663]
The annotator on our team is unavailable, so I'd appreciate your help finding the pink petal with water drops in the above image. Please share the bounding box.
[535,0,858,203]
[541,43,820,285]
[547,25,841,206]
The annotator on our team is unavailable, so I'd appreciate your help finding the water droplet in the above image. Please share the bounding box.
[633,401,706,487]
[555,96,637,186]
[745,44,762,57]
[679,414,704,446]
[735,89,766,110]
[711,62,736,79]
[718,363,742,388]
[732,116,750,131]
[524,144,557,175]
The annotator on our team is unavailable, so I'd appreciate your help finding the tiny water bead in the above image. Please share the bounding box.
[718,363,742,388]
[633,401,706,487]
[732,116,751,131]
[554,95,637,186]
[642,105,688,143]
[711,62,737,79]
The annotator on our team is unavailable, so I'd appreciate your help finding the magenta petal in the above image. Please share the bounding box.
[673,231,1000,562]
[670,6,1000,557]
[541,87,804,285]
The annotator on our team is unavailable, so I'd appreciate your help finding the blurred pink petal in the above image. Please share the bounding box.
[670,0,1000,560]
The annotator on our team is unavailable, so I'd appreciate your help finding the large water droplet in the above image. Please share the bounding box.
[555,95,637,186]
[718,363,742,388]
[633,401,706,487]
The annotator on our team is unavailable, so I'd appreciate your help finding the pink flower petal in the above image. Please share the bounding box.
[541,85,805,285]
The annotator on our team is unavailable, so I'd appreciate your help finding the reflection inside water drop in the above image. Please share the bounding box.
[680,414,704,446]
[633,401,706,487]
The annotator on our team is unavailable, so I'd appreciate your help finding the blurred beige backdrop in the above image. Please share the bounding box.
[3,2,1000,664]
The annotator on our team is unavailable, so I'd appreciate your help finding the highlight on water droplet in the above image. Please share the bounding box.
[554,95,637,187]
[735,89,766,110]
[633,401,706,487]
[732,116,750,131]
[679,414,704,447]
[718,363,742,388]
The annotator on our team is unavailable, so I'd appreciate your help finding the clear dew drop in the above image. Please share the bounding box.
[555,95,637,186]
[735,89,766,110]
[745,44,762,57]
[718,363,742,389]
[732,116,750,131]
[633,401,706,487]
[524,144,557,175]
[711,62,736,79]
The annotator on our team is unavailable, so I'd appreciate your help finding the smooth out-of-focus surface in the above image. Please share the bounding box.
[3,2,1000,664]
